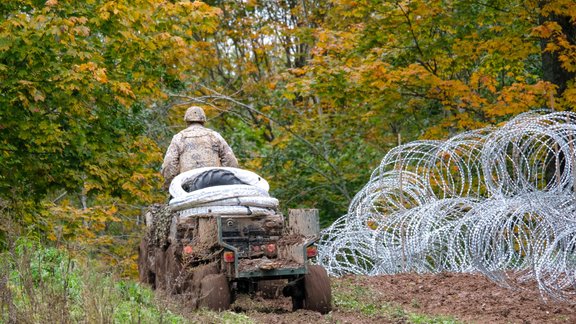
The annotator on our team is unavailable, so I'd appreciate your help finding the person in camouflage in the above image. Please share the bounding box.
[161,106,238,189]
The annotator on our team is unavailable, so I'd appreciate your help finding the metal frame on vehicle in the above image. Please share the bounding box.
[216,216,317,279]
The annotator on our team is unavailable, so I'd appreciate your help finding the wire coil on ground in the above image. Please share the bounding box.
[318,110,576,301]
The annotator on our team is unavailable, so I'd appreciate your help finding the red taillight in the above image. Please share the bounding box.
[183,245,193,255]
[266,244,276,254]
[223,251,235,263]
[306,245,318,258]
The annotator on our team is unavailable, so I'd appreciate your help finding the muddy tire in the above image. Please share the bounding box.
[138,239,155,285]
[154,247,167,290]
[198,273,231,311]
[303,265,332,314]
[164,244,184,293]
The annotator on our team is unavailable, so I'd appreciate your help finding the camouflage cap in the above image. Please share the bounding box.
[184,106,207,123]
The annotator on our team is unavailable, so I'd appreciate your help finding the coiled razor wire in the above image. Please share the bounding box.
[317,110,576,301]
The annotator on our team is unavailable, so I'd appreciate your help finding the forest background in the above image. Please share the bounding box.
[0,0,575,276]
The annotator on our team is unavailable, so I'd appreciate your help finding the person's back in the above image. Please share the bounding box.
[161,106,238,189]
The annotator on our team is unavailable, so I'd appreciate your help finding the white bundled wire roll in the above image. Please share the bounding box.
[169,167,270,198]
[169,184,270,211]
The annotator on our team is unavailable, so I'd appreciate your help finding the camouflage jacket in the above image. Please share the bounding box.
[161,124,238,189]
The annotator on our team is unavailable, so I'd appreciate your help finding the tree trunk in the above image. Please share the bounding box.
[540,4,576,102]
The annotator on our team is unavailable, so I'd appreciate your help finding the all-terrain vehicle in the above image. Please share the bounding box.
[138,167,332,313]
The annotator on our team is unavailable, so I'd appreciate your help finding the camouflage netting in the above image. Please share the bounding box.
[144,203,173,249]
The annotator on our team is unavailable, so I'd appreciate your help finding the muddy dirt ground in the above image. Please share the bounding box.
[230,272,576,324]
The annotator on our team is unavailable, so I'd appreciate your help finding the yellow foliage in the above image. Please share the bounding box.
[563,86,576,106]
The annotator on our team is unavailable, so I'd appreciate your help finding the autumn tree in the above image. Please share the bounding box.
[297,0,575,134]
[537,0,576,102]
[169,0,377,222]
[182,0,576,223]
[0,0,221,268]
[3,0,574,260]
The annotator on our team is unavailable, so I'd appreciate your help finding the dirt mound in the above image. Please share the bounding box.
[356,272,576,323]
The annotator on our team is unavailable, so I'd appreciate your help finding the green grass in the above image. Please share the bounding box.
[0,238,184,323]
[0,237,256,324]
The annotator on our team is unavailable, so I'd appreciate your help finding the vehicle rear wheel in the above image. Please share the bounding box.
[137,239,155,286]
[198,273,231,311]
[303,265,332,314]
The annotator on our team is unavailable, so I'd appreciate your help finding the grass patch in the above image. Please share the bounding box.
[0,237,255,323]
[1,238,182,323]
[0,237,464,324]
[332,277,461,324]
